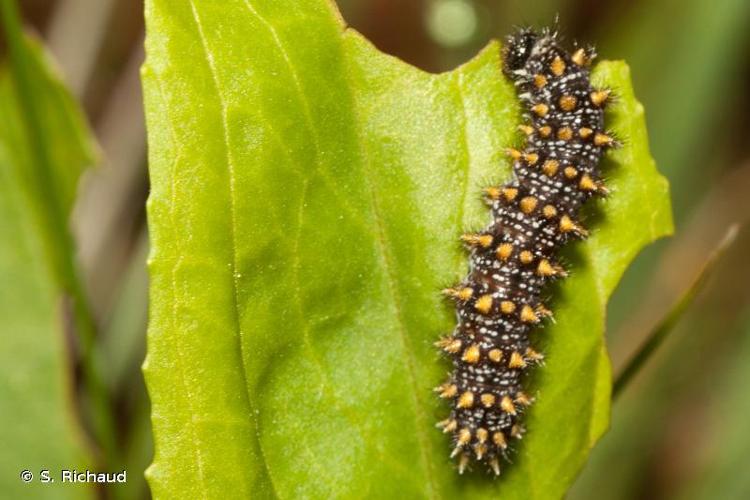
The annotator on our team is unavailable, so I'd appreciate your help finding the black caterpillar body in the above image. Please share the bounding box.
[435,27,615,475]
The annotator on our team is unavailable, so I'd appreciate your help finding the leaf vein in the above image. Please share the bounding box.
[188,3,278,497]
[241,0,369,228]
[150,72,208,496]
[340,38,441,498]
[453,72,475,233]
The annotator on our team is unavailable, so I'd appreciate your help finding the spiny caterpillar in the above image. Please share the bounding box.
[434,27,616,475]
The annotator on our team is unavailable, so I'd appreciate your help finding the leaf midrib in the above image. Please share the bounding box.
[188,2,278,497]
[339,32,442,500]
[192,0,447,494]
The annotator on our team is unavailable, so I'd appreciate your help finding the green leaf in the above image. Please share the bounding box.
[142,1,673,498]
[0,4,97,497]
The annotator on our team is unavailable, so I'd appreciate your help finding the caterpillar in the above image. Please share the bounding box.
[434,27,615,475]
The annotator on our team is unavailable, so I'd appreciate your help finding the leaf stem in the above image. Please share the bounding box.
[612,224,740,399]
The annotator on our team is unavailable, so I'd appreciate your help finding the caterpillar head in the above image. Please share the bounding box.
[502,28,539,77]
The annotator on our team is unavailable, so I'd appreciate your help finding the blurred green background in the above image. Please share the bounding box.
[3,0,750,498]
